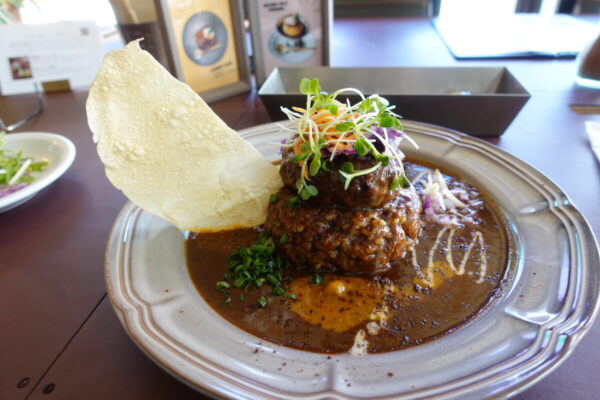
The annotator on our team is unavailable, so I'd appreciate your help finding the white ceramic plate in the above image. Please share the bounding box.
[0,132,76,213]
[105,121,600,399]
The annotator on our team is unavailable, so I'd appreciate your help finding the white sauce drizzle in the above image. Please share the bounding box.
[366,321,381,336]
[349,329,369,356]
[421,226,488,285]
[425,226,451,283]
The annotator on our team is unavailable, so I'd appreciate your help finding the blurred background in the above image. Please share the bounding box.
[10,0,600,24]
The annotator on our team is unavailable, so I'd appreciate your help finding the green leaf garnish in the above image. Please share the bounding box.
[287,196,301,207]
[291,152,308,163]
[374,153,390,166]
[358,98,372,113]
[379,114,395,127]
[306,185,318,196]
[354,136,370,156]
[341,161,355,174]
[325,104,338,115]
[309,153,321,176]
[335,121,354,132]
[399,173,411,188]
[339,162,382,190]
[299,78,321,95]
[269,193,279,204]
[390,173,411,191]
[300,187,311,200]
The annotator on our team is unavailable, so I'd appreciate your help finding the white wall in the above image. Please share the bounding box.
[20,0,116,26]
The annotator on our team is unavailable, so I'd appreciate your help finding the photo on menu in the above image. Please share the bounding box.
[9,56,33,80]
[250,0,330,84]
[160,0,244,96]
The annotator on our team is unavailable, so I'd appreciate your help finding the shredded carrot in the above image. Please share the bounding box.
[314,115,335,125]
[292,105,363,156]
[302,165,310,181]
[293,138,304,155]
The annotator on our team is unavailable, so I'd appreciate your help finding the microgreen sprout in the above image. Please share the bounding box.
[0,131,47,198]
[280,78,417,200]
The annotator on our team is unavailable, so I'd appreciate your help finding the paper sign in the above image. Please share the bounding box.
[0,21,102,95]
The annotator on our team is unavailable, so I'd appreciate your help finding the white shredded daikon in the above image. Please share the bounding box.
[8,159,31,186]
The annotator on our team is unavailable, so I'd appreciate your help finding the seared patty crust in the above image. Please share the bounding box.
[279,148,404,208]
[265,187,422,273]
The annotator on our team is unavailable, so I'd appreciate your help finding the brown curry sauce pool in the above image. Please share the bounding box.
[186,160,509,354]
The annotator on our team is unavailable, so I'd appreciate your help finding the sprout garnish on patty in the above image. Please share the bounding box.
[278,78,417,201]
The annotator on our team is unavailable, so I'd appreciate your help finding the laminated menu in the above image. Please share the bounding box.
[0,21,102,95]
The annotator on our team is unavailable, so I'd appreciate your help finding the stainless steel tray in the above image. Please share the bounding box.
[258,66,530,137]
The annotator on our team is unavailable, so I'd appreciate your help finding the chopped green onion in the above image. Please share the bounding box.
[285,292,297,300]
[312,273,324,285]
[269,193,279,204]
[215,281,231,293]
[216,235,290,308]
[257,296,268,307]
[287,196,301,207]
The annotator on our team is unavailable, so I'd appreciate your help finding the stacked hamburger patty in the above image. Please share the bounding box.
[265,149,422,274]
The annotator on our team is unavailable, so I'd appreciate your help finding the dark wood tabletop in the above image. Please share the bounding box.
[1,17,599,400]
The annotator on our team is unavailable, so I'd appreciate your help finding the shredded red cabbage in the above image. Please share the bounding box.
[0,183,27,198]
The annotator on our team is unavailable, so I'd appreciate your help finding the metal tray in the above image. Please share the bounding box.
[258,66,530,137]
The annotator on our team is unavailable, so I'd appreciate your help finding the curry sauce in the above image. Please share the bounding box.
[186,161,509,354]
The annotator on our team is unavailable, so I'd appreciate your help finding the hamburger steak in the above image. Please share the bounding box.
[279,148,404,208]
[265,183,422,274]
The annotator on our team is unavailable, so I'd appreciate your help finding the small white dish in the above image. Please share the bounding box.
[0,132,76,213]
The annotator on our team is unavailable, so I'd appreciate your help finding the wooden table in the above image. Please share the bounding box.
[1,18,599,400]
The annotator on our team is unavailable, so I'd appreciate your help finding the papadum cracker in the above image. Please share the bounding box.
[86,40,283,232]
